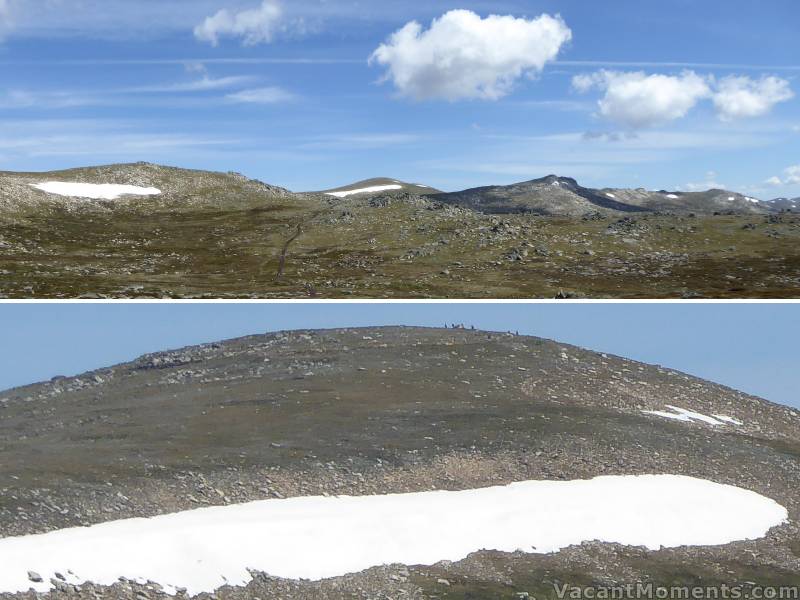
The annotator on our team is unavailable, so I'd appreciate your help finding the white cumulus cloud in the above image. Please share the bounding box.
[784,165,800,185]
[764,165,800,187]
[370,10,572,101]
[712,75,794,121]
[195,0,283,47]
[574,70,794,128]
[572,70,711,128]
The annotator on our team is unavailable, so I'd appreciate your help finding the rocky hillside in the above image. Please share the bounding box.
[319,177,441,197]
[765,197,800,212]
[1,163,800,299]
[2,164,775,217]
[433,175,769,216]
[0,163,303,214]
[0,327,798,598]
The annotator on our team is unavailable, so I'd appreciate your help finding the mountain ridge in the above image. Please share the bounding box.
[3,324,797,420]
[318,177,442,197]
[765,197,800,211]
[0,326,798,597]
[0,162,787,216]
[431,174,769,216]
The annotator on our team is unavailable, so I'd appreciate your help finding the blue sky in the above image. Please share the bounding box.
[0,303,797,409]
[0,0,798,195]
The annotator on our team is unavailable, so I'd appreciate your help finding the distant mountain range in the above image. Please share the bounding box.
[1,162,795,217]
[763,197,800,211]
[322,174,783,217]
[318,173,796,217]
[433,174,772,216]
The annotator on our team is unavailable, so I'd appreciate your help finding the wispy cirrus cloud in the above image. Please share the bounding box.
[0,2,539,41]
[0,73,285,110]
[0,57,363,67]
[0,0,230,40]
[419,121,788,192]
[195,0,284,47]
[512,99,594,112]
[493,128,778,151]
[557,60,800,72]
[0,0,11,28]
[0,118,240,160]
[225,86,295,104]
[298,133,423,150]
[0,89,100,109]
[0,0,17,41]
[127,75,258,94]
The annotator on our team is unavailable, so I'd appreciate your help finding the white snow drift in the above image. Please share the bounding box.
[30,182,162,200]
[714,414,745,426]
[643,405,743,426]
[0,475,785,596]
[326,184,403,198]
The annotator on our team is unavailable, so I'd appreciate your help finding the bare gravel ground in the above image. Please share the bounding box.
[1,327,799,599]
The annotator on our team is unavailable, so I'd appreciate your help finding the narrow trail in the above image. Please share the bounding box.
[274,223,303,281]
[272,206,332,282]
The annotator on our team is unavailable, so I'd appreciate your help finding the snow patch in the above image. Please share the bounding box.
[0,475,786,596]
[606,192,616,199]
[643,405,733,426]
[745,197,759,204]
[666,194,680,199]
[644,410,694,423]
[713,415,744,426]
[326,184,403,198]
[30,182,162,200]
[728,196,736,201]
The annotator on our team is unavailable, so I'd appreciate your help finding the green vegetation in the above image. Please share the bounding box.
[1,164,798,298]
